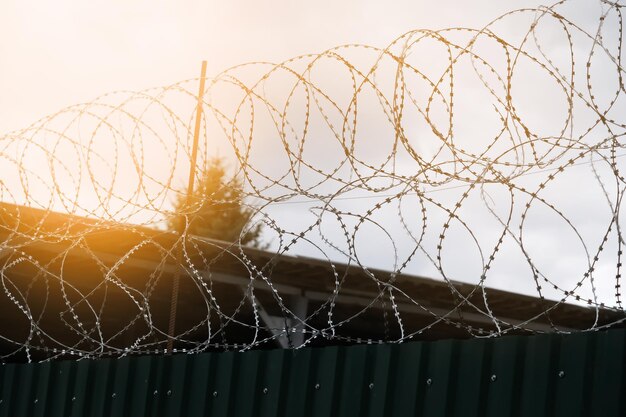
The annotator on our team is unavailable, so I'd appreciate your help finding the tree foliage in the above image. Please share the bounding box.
[168,159,264,247]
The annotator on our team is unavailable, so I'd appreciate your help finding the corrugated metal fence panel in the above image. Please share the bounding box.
[0,329,624,417]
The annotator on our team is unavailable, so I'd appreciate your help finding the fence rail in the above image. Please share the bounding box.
[0,329,624,417]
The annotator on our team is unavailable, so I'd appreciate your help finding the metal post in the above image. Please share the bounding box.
[167,61,208,353]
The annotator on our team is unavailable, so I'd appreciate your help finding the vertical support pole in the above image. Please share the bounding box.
[167,61,208,353]
[186,60,209,199]
[288,294,308,348]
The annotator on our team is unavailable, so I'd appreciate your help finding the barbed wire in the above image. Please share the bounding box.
[1,0,626,362]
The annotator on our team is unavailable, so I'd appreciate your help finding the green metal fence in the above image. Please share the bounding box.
[0,329,624,416]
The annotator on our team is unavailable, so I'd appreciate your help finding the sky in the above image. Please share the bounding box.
[1,0,625,312]
[0,0,557,134]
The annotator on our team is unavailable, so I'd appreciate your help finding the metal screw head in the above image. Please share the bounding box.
[314,383,320,390]
[262,387,268,395]
[490,374,497,382]
[368,382,374,390]
[212,391,218,397]
[167,390,172,397]
[426,378,432,386]
[558,370,565,378]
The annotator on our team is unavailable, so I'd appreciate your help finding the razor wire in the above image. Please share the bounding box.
[1,0,626,361]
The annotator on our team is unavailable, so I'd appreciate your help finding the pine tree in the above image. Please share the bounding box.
[168,159,264,247]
